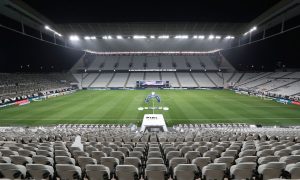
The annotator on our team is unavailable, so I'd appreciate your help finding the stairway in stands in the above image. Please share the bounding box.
[174,72,182,88]
[106,72,116,88]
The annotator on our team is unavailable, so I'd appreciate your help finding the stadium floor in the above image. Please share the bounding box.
[1,90,300,126]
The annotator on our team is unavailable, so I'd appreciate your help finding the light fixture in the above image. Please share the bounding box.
[150,35,155,39]
[133,35,147,39]
[215,36,221,39]
[69,35,79,41]
[102,35,112,39]
[174,35,188,39]
[116,35,123,39]
[225,36,235,39]
[198,35,205,39]
[158,35,169,39]
[208,35,215,39]
[90,36,96,40]
[244,26,257,36]
[84,36,91,40]
[44,25,62,37]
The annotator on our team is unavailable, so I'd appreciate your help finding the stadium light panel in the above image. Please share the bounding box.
[150,35,155,39]
[84,36,91,40]
[90,36,96,40]
[44,25,50,30]
[193,35,198,39]
[208,35,215,39]
[199,35,205,39]
[174,35,188,39]
[133,35,147,39]
[158,35,169,39]
[103,36,112,39]
[215,36,221,39]
[69,35,79,41]
[225,36,235,39]
[44,25,62,37]
[116,35,123,39]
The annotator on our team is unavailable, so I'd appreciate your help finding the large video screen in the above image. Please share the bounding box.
[137,80,169,87]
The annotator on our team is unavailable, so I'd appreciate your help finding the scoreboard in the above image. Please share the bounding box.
[136,80,169,88]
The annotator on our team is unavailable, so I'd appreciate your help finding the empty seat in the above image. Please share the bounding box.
[280,155,300,164]
[111,151,125,164]
[32,155,54,166]
[101,157,119,174]
[202,163,227,180]
[214,157,234,169]
[77,157,97,171]
[192,157,211,174]
[230,162,256,180]
[86,164,110,180]
[166,151,181,163]
[185,151,200,163]
[26,164,54,180]
[203,150,219,161]
[18,149,36,157]
[129,151,144,160]
[174,164,199,180]
[239,150,256,157]
[115,165,139,180]
[0,163,26,179]
[0,157,11,163]
[55,156,76,165]
[148,151,162,159]
[56,164,82,180]
[285,162,300,179]
[221,150,237,157]
[146,158,164,165]
[257,162,286,180]
[274,149,291,157]
[124,157,142,175]
[91,151,107,164]
[169,157,187,177]
[0,149,18,157]
[257,149,275,157]
[10,155,32,165]
[145,164,168,180]
[258,156,279,165]
[36,150,53,157]
[235,156,257,164]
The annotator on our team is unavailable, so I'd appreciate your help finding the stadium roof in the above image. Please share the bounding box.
[1,0,298,35]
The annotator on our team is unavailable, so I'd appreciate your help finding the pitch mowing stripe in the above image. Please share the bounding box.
[1,117,300,120]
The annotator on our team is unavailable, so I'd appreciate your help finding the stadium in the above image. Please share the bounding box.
[1,0,300,179]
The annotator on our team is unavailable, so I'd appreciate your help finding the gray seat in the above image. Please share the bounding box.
[257,162,286,180]
[124,157,142,175]
[280,155,300,164]
[101,157,119,174]
[239,150,256,157]
[145,164,168,180]
[166,151,181,163]
[55,156,76,165]
[110,151,125,164]
[184,151,200,163]
[203,150,219,161]
[174,164,199,180]
[147,151,162,159]
[115,165,139,180]
[56,164,82,180]
[26,164,54,180]
[258,156,279,165]
[285,162,300,179]
[146,158,164,165]
[55,150,71,157]
[202,163,227,180]
[36,150,53,157]
[0,157,11,163]
[192,157,211,174]
[169,157,187,177]
[32,155,54,166]
[91,151,107,164]
[18,149,36,157]
[10,155,32,165]
[214,157,234,169]
[235,156,257,164]
[77,157,97,171]
[230,162,256,180]
[0,163,26,179]
[0,149,18,157]
[86,164,110,180]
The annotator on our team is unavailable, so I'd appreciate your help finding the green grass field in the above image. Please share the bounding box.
[1,90,300,126]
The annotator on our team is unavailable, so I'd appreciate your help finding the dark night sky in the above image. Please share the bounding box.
[23,0,281,23]
[1,0,300,72]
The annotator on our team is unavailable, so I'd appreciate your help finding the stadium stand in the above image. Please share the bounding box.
[0,124,300,179]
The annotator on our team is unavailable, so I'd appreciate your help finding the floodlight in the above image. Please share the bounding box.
[56,33,62,37]
[225,36,234,39]
[90,36,96,40]
[84,36,91,40]
[116,35,123,39]
[193,35,198,39]
[208,35,215,39]
[199,35,205,39]
[150,35,155,39]
[175,35,188,39]
[103,36,112,39]
[215,36,221,39]
[158,35,169,39]
[44,25,50,30]
[133,35,146,39]
[69,35,79,41]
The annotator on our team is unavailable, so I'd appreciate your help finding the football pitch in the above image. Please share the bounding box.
[1,90,300,126]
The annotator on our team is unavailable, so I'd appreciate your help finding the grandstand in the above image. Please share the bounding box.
[1,0,300,179]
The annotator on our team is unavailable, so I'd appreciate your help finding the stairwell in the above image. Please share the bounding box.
[227,72,236,83]
[143,72,146,80]
[174,72,182,88]
[106,72,116,88]
[190,72,200,87]
[236,73,245,84]
[88,73,101,87]
[159,72,162,80]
